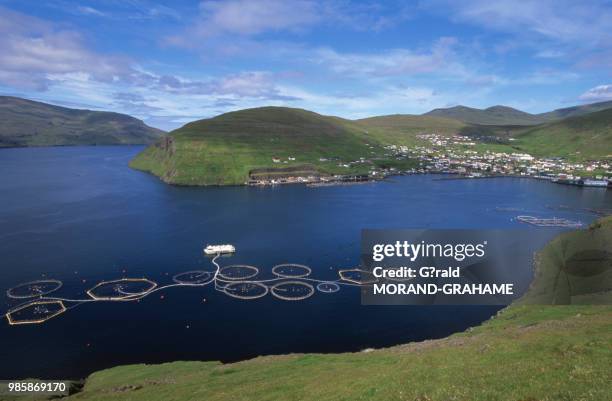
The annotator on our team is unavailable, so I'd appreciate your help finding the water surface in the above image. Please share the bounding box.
[1,146,609,378]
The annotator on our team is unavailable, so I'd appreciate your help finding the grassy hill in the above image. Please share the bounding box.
[14,218,611,401]
[537,100,612,120]
[513,108,612,158]
[356,114,467,144]
[0,96,164,147]
[424,105,547,125]
[130,107,394,185]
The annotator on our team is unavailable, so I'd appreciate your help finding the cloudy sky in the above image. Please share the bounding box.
[1,0,611,130]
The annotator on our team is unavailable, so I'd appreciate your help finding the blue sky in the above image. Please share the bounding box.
[0,0,611,130]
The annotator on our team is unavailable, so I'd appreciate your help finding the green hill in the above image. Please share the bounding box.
[0,96,164,147]
[537,100,612,120]
[130,107,390,185]
[513,108,612,158]
[424,105,547,125]
[21,218,611,401]
[356,114,467,143]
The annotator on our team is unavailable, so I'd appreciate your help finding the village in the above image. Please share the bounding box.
[249,133,611,189]
[400,133,611,188]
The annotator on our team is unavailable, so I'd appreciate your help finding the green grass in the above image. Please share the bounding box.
[9,218,610,401]
[512,108,612,159]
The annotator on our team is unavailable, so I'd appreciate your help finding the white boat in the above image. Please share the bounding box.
[204,244,236,255]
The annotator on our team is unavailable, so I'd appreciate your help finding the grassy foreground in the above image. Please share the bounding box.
[11,217,610,401]
[57,305,611,401]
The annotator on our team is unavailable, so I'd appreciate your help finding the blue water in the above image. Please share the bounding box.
[0,146,609,379]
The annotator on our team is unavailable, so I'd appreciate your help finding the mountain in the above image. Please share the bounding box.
[424,105,547,125]
[537,100,612,120]
[514,108,612,158]
[0,96,164,147]
[130,107,385,185]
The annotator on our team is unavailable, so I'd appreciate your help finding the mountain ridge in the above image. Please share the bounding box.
[419,100,612,126]
[0,96,164,147]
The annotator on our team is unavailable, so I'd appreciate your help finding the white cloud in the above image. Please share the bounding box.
[166,0,319,46]
[430,0,612,44]
[77,6,106,17]
[0,7,135,90]
[313,37,462,78]
[579,84,612,102]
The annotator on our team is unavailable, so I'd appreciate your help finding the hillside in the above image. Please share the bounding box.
[356,114,466,143]
[21,218,611,401]
[130,107,391,185]
[513,108,612,158]
[424,105,547,125]
[537,100,612,120]
[0,96,164,147]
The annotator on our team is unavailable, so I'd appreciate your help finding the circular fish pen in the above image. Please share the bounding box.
[223,281,268,300]
[173,270,214,285]
[272,264,312,278]
[5,300,67,325]
[7,279,63,299]
[338,269,378,285]
[217,265,259,281]
[270,281,315,301]
[316,282,340,293]
[86,278,157,301]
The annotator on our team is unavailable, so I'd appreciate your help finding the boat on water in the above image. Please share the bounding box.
[204,244,236,255]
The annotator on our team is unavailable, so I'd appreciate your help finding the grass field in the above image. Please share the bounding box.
[8,218,610,401]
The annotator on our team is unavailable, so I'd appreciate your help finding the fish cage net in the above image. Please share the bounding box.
[173,270,214,285]
[272,264,312,278]
[5,300,66,325]
[516,215,583,228]
[217,265,260,281]
[316,282,340,293]
[270,281,315,301]
[223,281,268,300]
[87,278,157,300]
[7,279,63,299]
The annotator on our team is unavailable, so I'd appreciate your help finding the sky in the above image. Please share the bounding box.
[0,0,611,131]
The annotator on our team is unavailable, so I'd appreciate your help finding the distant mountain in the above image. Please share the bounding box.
[423,101,612,126]
[537,101,612,120]
[515,108,612,158]
[424,105,547,125]
[0,96,164,147]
